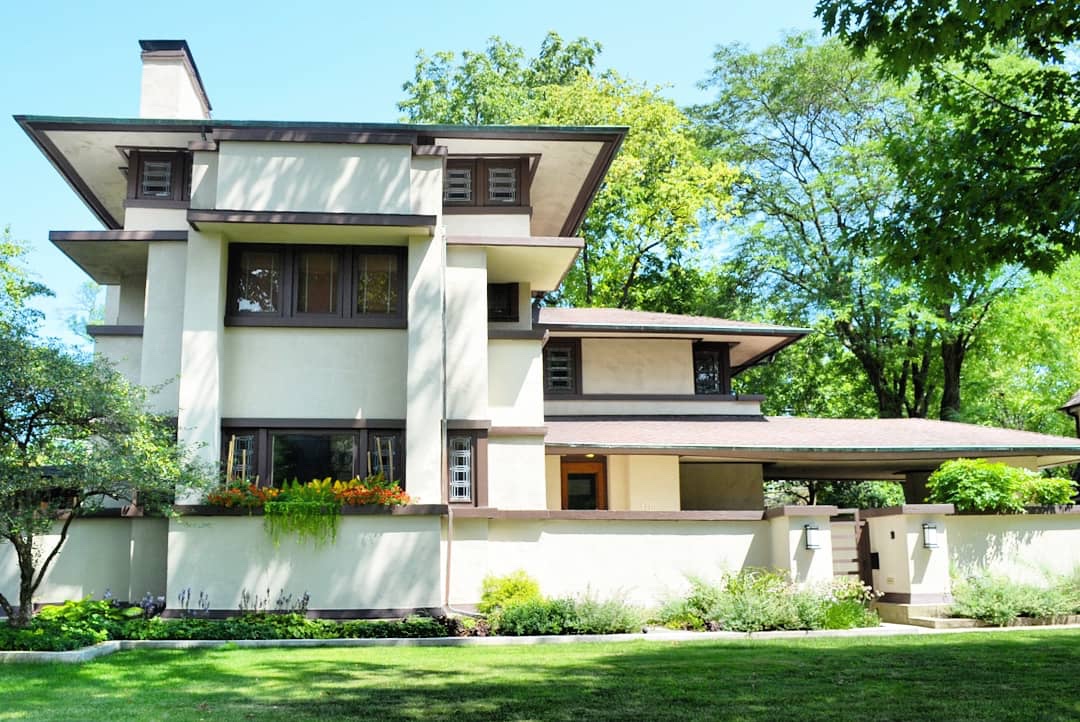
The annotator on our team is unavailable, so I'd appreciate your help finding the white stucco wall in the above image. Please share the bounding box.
[140,56,210,119]
[123,207,188,231]
[190,150,218,209]
[868,511,952,600]
[486,438,548,509]
[215,142,412,214]
[167,515,442,611]
[220,328,407,419]
[117,275,146,324]
[948,514,1080,584]
[768,512,835,585]
[445,247,489,420]
[0,519,168,606]
[140,242,187,413]
[442,213,531,237]
[409,155,443,215]
[581,338,694,395]
[447,518,772,606]
[94,336,143,386]
[488,339,544,426]
[680,464,765,511]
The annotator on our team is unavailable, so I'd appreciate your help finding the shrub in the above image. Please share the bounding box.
[926,459,1028,513]
[951,572,1080,625]
[566,594,644,634]
[1018,475,1076,506]
[478,571,542,614]
[490,598,576,636]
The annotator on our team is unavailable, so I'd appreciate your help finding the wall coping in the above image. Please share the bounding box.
[953,505,1080,517]
[173,504,448,517]
[452,508,766,521]
[763,505,839,519]
[860,504,955,518]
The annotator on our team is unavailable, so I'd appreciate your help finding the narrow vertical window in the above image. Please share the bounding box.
[234,249,283,313]
[226,433,257,483]
[448,436,473,502]
[487,165,518,203]
[296,250,340,315]
[444,163,474,203]
[367,431,403,484]
[356,253,399,315]
[693,343,731,395]
[544,341,579,395]
[140,159,173,197]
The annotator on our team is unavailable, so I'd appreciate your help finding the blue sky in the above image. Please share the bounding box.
[0,0,818,343]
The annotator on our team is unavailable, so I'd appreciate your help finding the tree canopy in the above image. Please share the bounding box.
[398,33,736,309]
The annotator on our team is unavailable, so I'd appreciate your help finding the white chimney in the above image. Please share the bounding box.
[138,40,212,119]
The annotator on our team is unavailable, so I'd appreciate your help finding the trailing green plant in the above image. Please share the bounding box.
[264,478,341,546]
[478,571,542,614]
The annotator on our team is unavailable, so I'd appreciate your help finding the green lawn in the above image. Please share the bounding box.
[3,631,1079,721]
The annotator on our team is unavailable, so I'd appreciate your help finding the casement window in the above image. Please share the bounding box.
[226,245,405,327]
[561,459,607,510]
[543,340,581,395]
[487,283,519,322]
[445,430,487,506]
[127,150,191,204]
[221,428,405,487]
[443,158,530,207]
[693,343,732,395]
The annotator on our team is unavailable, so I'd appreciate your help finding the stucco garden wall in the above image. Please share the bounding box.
[947,512,1080,584]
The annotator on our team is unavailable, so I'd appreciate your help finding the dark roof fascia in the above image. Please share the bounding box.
[560,128,627,236]
[731,333,809,376]
[540,322,811,338]
[49,230,188,242]
[186,209,436,230]
[15,115,121,229]
[544,441,1080,458]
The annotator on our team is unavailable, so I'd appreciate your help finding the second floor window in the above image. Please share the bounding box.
[693,343,731,395]
[127,150,190,203]
[227,244,405,327]
[443,158,529,207]
[544,340,580,395]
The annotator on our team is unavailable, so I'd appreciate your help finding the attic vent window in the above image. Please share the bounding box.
[443,157,529,208]
[127,150,191,205]
[487,165,517,203]
[444,166,473,203]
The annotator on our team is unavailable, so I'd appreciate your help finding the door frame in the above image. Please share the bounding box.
[560,458,608,510]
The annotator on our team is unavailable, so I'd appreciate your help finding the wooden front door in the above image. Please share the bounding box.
[561,460,607,510]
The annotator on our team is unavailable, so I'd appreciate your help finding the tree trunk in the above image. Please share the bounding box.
[11,536,36,626]
[940,337,965,420]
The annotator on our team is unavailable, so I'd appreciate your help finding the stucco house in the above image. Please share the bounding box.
[7,41,1080,617]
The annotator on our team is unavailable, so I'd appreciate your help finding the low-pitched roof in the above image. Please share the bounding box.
[537,307,810,371]
[1061,390,1080,413]
[544,417,1080,480]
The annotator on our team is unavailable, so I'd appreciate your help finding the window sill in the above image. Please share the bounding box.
[225,316,407,329]
[124,198,190,209]
[443,206,532,215]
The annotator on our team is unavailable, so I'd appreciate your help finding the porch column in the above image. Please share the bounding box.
[863,504,954,608]
[765,506,837,584]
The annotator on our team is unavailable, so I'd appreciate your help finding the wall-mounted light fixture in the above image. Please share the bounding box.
[804,523,823,551]
[922,522,939,549]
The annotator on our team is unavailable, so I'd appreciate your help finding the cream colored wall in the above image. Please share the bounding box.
[220,328,407,419]
[607,456,630,510]
[140,242,187,413]
[176,230,227,504]
[446,518,772,606]
[117,275,146,324]
[215,142,412,214]
[768,512,835,584]
[95,336,143,386]
[410,156,443,215]
[168,515,442,611]
[443,213,531,237]
[123,207,188,230]
[139,56,209,119]
[104,286,120,324]
[948,514,1080,584]
[581,339,694,395]
[405,233,446,505]
[545,455,561,510]
[544,398,763,416]
[488,340,544,426]
[0,519,168,606]
[446,247,489,420]
[680,464,765,511]
[868,511,952,599]
[190,150,218,210]
[605,456,681,511]
[486,438,548,509]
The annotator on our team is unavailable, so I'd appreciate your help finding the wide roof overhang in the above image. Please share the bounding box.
[447,235,582,292]
[16,115,626,236]
[545,417,1080,480]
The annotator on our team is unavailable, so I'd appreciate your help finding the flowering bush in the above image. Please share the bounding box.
[206,484,280,508]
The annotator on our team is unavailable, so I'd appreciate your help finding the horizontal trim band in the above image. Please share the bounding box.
[860,504,956,518]
[188,140,218,151]
[124,198,190,209]
[446,419,492,431]
[221,418,406,429]
[451,508,766,521]
[489,328,548,341]
[87,325,144,337]
[447,235,583,249]
[876,593,953,605]
[173,504,446,517]
[443,206,532,216]
[489,426,548,438]
[764,505,840,519]
[546,393,764,402]
[188,209,436,228]
[412,145,448,157]
[50,230,188,242]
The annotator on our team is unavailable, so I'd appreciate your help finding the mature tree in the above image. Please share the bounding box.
[0,233,211,626]
[65,280,105,342]
[697,35,1016,419]
[399,33,736,309]
[818,1,1080,277]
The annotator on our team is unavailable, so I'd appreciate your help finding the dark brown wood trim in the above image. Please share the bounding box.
[544,324,810,338]
[442,206,532,216]
[559,137,622,237]
[50,230,188,242]
[860,504,956,518]
[489,426,548,438]
[221,418,406,429]
[545,393,750,402]
[476,433,489,508]
[124,198,190,209]
[86,325,144,337]
[211,128,419,145]
[489,328,548,341]
[446,420,492,430]
[189,209,436,228]
[173,504,446,516]
[764,505,840,519]
[160,606,448,620]
[560,458,607,510]
[225,315,407,330]
[731,333,810,376]
[452,508,766,521]
[876,593,953,605]
[15,116,121,229]
[188,140,218,151]
[412,144,448,157]
[447,235,583,248]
